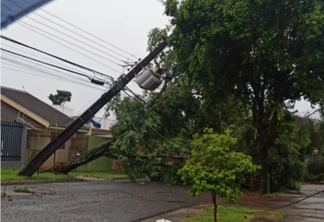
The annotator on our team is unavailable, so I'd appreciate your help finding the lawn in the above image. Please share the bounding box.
[1,168,127,182]
[186,205,285,222]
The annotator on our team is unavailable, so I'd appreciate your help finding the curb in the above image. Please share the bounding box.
[135,202,210,222]
[1,178,83,186]
[1,177,131,186]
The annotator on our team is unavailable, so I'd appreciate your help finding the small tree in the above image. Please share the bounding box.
[178,129,259,222]
[48,90,72,107]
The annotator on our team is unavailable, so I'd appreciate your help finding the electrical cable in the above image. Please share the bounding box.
[126,112,159,150]
[1,36,116,81]
[1,59,109,125]
[1,42,91,76]
[119,91,172,143]
[221,189,324,215]
[39,8,140,60]
[0,56,107,88]
[1,48,94,81]
[73,92,108,117]
[17,20,124,67]
[2,37,142,102]
[1,65,106,92]
[25,15,129,63]
[11,22,121,75]
[1,56,92,85]
[2,24,155,121]
[157,0,166,5]
[32,12,137,62]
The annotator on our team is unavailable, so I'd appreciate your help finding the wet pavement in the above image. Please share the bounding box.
[1,180,209,222]
[1,181,323,222]
[236,184,324,222]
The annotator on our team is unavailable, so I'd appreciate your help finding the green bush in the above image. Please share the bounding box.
[304,157,324,183]
[307,157,324,175]
[304,173,324,183]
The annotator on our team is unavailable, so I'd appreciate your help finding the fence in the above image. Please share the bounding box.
[27,132,88,170]
[1,121,27,168]
[73,135,114,172]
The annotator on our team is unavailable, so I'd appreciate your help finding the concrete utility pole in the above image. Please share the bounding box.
[19,40,168,177]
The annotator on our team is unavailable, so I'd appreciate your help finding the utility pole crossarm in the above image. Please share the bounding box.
[19,40,168,177]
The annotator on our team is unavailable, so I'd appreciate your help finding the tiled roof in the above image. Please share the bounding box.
[1,101,44,128]
[1,86,78,128]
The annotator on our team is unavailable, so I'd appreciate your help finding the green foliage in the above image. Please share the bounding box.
[185,205,254,222]
[307,157,324,176]
[107,95,190,183]
[48,90,72,107]
[304,154,324,183]
[101,11,324,192]
[178,129,259,200]
[268,113,307,191]
[185,205,285,222]
[166,0,324,193]
[166,0,324,105]
[0,168,72,182]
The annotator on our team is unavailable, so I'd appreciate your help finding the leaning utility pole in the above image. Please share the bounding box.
[19,40,168,177]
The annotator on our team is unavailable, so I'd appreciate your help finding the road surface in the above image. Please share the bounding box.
[1,180,209,222]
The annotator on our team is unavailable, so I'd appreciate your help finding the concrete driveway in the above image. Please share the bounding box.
[1,180,209,222]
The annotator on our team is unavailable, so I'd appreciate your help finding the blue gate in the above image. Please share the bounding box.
[1,121,27,168]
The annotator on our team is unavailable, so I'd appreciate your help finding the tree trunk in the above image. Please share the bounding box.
[55,137,119,174]
[211,191,217,222]
[258,145,269,194]
[258,115,279,194]
[53,132,186,174]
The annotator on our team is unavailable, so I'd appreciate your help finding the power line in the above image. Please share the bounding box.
[13,22,121,75]
[1,55,91,84]
[1,50,94,83]
[1,55,98,86]
[157,0,166,5]
[32,12,138,62]
[1,48,95,81]
[39,8,140,60]
[1,55,112,89]
[222,189,324,215]
[1,63,106,92]
[2,62,109,126]
[18,20,124,67]
[118,91,172,143]
[5,0,137,62]
[25,15,130,63]
[1,35,116,81]
[1,42,91,76]
[2,65,63,82]
[2,51,141,120]
[2,36,142,101]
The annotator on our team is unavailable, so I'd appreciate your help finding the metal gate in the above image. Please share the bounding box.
[1,121,27,168]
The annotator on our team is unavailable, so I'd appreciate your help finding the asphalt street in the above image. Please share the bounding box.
[1,180,210,222]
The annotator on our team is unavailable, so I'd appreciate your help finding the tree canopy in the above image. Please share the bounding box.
[179,129,258,222]
[48,90,72,107]
[54,8,324,196]
[165,0,324,193]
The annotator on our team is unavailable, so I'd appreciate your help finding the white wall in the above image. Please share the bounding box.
[52,105,74,117]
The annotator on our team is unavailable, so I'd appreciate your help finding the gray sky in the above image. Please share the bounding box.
[1,0,168,118]
[0,0,320,119]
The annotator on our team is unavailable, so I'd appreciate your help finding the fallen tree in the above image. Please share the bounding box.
[52,131,187,175]
[53,135,120,174]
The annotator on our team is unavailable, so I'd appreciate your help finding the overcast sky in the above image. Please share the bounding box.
[0,0,319,119]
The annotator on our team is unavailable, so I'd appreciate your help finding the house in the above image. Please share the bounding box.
[0,86,90,170]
